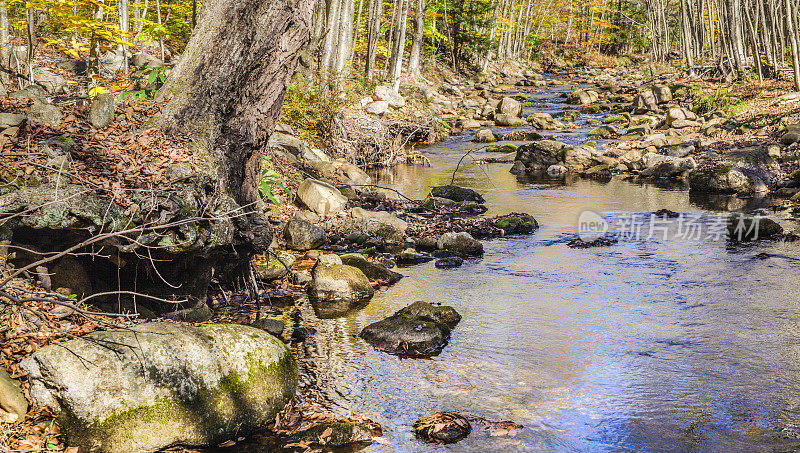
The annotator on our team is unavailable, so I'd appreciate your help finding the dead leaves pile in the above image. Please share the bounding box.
[0,95,201,209]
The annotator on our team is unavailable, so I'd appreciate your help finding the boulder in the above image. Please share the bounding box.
[689,147,781,194]
[514,140,571,173]
[666,107,699,127]
[781,124,800,145]
[567,89,598,105]
[341,217,405,244]
[251,318,285,337]
[365,100,389,115]
[493,214,538,234]
[651,85,673,104]
[359,301,460,357]
[430,185,485,203]
[588,125,616,139]
[308,265,375,316]
[373,85,406,109]
[88,93,116,129]
[435,256,464,268]
[54,59,88,75]
[33,68,66,94]
[26,101,62,127]
[526,112,563,130]
[632,90,658,113]
[0,368,27,423]
[437,231,483,256]
[639,156,697,178]
[130,52,165,69]
[494,113,525,126]
[297,178,347,215]
[254,250,296,280]
[284,217,326,251]
[497,96,522,117]
[472,128,497,143]
[351,207,407,231]
[0,113,26,129]
[341,253,403,284]
[21,323,297,453]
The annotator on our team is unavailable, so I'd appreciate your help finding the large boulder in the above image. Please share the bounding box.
[284,216,326,251]
[359,301,461,357]
[373,85,406,109]
[33,68,66,93]
[21,323,298,453]
[639,156,697,178]
[297,178,348,215]
[632,89,658,113]
[0,113,26,129]
[437,231,483,256]
[781,124,800,145]
[130,52,165,69]
[365,100,389,115]
[308,264,375,317]
[651,85,673,104]
[268,132,330,163]
[89,93,116,129]
[689,147,781,194]
[340,253,402,284]
[665,107,700,128]
[472,128,497,143]
[526,112,563,130]
[26,101,62,127]
[430,185,485,203]
[513,139,571,173]
[497,96,522,117]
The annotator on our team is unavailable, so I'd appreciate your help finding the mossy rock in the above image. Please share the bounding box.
[493,214,539,235]
[586,119,602,126]
[727,214,782,241]
[297,421,374,447]
[359,301,461,357]
[21,323,298,453]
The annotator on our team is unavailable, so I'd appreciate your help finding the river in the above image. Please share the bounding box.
[288,82,800,452]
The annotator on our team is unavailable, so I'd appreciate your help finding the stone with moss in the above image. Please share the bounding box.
[297,421,375,447]
[359,301,461,357]
[21,322,298,453]
[308,264,375,318]
[493,214,539,235]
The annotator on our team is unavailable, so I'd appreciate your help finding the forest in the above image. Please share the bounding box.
[3,0,800,451]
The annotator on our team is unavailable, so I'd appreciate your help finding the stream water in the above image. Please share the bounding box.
[291,83,800,452]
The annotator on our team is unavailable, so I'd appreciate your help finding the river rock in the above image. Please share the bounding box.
[527,112,563,130]
[21,322,298,453]
[308,265,375,316]
[430,185,485,203]
[632,90,658,113]
[89,93,115,129]
[651,85,673,104]
[251,317,285,337]
[341,253,402,284]
[494,113,525,126]
[782,124,800,145]
[374,85,406,109]
[284,216,325,251]
[341,217,405,244]
[567,89,599,105]
[437,231,483,256]
[269,132,330,163]
[494,213,539,234]
[639,156,697,178]
[365,100,389,115]
[413,412,471,444]
[351,207,407,231]
[254,251,295,280]
[297,178,348,215]
[472,128,497,143]
[0,368,27,423]
[497,96,522,117]
[359,301,460,357]
[588,125,616,139]
[514,139,571,173]
[318,253,343,267]
[666,107,699,127]
[727,214,782,241]
[435,256,464,268]
[689,147,781,194]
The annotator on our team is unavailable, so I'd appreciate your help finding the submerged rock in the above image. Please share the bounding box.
[493,214,539,235]
[296,421,375,447]
[413,412,472,444]
[359,301,461,357]
[435,256,464,268]
[21,322,298,453]
[308,264,375,317]
[430,185,485,203]
[727,214,782,241]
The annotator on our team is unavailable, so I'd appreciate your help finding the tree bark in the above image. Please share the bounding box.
[153,0,313,252]
[365,0,382,79]
[407,0,425,78]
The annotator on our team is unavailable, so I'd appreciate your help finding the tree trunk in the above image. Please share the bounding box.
[0,1,9,90]
[153,0,313,259]
[388,0,407,90]
[365,0,382,79]
[787,0,800,90]
[407,0,425,78]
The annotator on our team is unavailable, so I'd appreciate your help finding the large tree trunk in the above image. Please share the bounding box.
[407,0,425,79]
[152,0,313,276]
